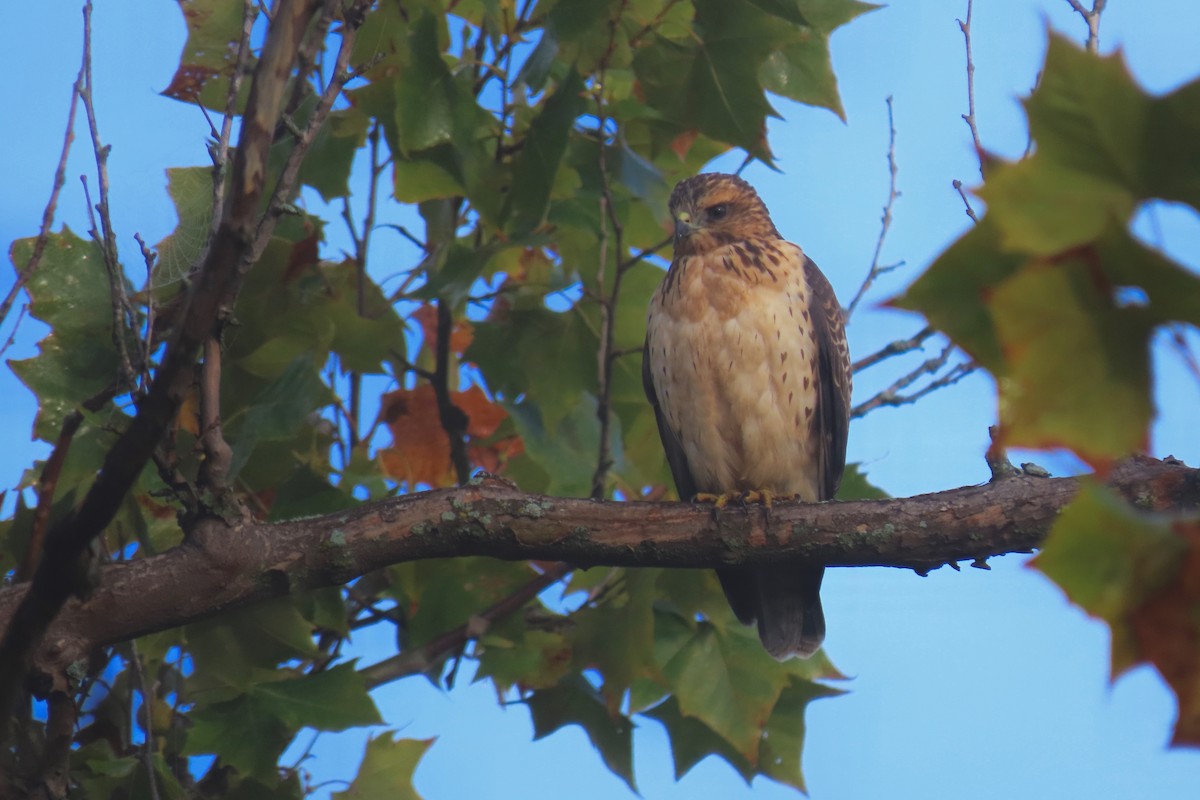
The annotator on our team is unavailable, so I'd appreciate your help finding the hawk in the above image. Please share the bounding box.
[643,173,852,659]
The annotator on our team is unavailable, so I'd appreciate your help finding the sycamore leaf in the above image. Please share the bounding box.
[526,676,636,792]
[376,384,511,487]
[568,568,660,711]
[184,693,293,779]
[163,0,248,109]
[1032,483,1200,744]
[334,735,435,800]
[250,663,382,731]
[8,229,123,439]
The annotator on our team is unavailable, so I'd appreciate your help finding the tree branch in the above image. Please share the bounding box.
[1,457,1193,684]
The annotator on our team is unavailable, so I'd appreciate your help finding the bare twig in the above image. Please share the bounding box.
[851,341,975,418]
[79,2,141,388]
[847,95,901,318]
[952,179,980,224]
[957,0,985,177]
[0,30,87,334]
[1064,0,1106,53]
[0,304,29,362]
[852,325,936,373]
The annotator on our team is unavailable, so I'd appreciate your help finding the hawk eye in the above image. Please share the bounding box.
[706,203,728,220]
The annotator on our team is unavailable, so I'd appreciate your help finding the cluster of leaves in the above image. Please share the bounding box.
[898,34,1200,745]
[2,0,880,797]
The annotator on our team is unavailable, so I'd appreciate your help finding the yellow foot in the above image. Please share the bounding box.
[693,490,777,509]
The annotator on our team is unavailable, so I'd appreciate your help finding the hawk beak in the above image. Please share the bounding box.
[674,211,694,241]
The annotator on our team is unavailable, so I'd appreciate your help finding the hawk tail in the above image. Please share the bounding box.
[719,565,825,660]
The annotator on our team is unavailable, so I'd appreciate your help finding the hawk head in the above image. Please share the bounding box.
[668,173,782,256]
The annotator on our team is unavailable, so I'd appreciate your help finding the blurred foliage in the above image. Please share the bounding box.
[898,33,1200,747]
[3,2,1199,798]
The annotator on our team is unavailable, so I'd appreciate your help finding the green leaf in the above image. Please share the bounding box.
[759,1,877,120]
[658,616,791,759]
[642,694,755,782]
[526,677,636,792]
[505,70,587,236]
[227,355,332,481]
[569,568,660,709]
[633,0,785,162]
[163,0,248,110]
[333,734,434,800]
[835,463,889,501]
[301,108,371,201]
[475,620,573,694]
[251,663,382,731]
[1032,483,1185,676]
[185,693,293,779]
[987,256,1154,463]
[8,228,121,438]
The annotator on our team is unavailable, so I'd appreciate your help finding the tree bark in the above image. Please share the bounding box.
[1,456,1194,684]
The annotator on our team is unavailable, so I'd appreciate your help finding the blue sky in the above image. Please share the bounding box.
[3,2,1200,798]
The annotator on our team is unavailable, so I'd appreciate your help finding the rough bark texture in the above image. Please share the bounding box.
[1,456,1195,684]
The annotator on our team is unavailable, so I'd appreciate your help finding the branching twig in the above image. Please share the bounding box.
[847,96,901,318]
[851,341,975,418]
[1064,0,1106,53]
[79,2,142,390]
[852,325,936,373]
[206,0,257,245]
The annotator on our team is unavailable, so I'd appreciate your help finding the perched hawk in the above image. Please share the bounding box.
[643,173,852,659]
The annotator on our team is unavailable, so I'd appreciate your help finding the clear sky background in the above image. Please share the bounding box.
[3,2,1200,799]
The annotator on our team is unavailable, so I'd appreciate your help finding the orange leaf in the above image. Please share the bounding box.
[412,303,474,355]
[1130,520,1200,746]
[452,385,508,438]
[377,385,454,487]
[376,384,512,487]
[669,129,699,160]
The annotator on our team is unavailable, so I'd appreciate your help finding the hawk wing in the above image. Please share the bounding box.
[642,340,697,503]
[803,255,852,501]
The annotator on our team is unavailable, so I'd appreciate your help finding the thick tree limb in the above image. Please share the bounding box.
[0,457,1194,685]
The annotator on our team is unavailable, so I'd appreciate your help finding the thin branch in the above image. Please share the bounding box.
[0,458,1193,683]
[852,325,936,373]
[957,0,985,177]
[197,337,233,493]
[206,0,257,245]
[1064,0,1106,53]
[79,1,140,388]
[851,342,976,418]
[847,96,901,318]
[360,563,570,689]
[0,33,86,334]
[590,10,628,500]
[128,641,162,800]
[952,178,980,224]
[432,298,472,485]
